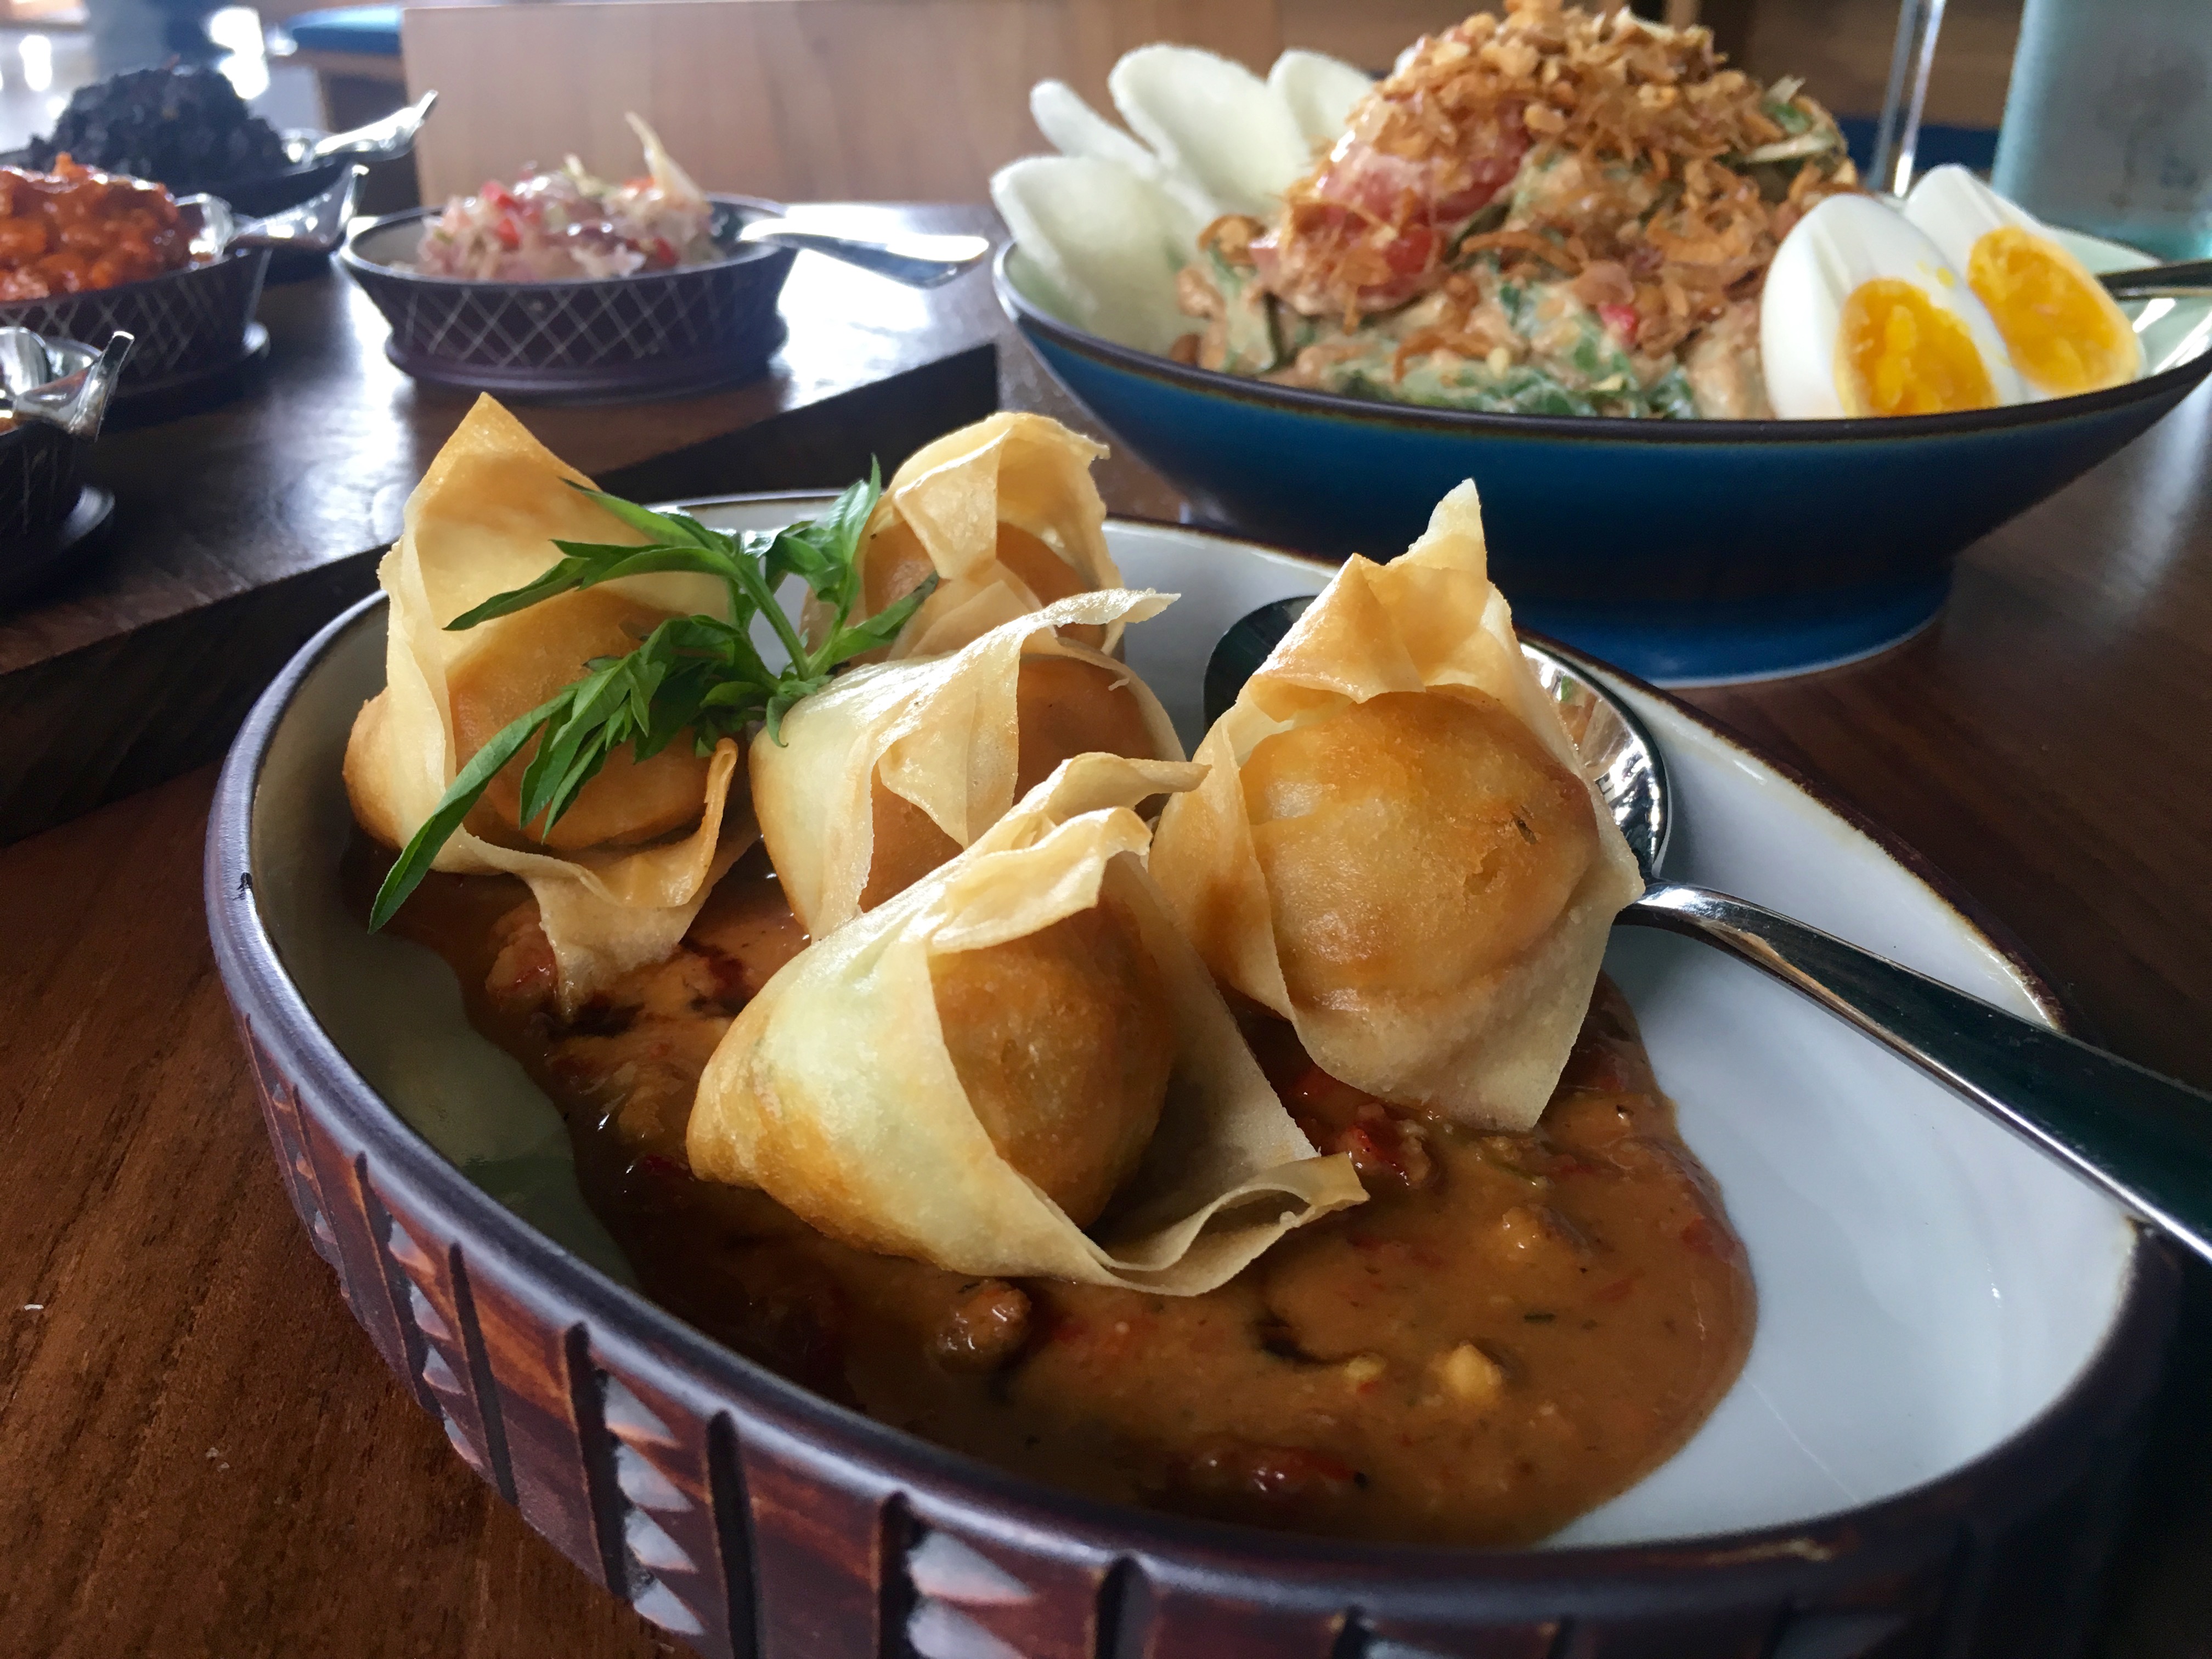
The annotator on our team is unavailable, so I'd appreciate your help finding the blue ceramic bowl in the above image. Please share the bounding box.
[998,240,2212,682]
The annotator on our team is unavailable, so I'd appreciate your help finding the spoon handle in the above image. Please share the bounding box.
[735,220,990,289]
[2100,258,2212,300]
[1626,883,2212,1262]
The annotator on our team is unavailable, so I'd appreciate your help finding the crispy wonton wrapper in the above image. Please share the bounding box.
[822,411,1126,659]
[1148,482,1646,1128]
[754,588,1183,938]
[690,754,1367,1291]
[343,396,754,1006]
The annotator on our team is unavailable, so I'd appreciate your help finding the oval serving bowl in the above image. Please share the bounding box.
[207,508,2176,1657]
[341,196,798,402]
[998,241,2212,686]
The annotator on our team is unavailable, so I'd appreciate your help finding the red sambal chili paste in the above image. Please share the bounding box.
[0,155,194,300]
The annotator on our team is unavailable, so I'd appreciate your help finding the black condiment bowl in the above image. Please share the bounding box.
[340,196,797,403]
[0,386,91,542]
[0,248,268,401]
[0,330,129,603]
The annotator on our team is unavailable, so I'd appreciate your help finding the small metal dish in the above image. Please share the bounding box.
[0,328,130,602]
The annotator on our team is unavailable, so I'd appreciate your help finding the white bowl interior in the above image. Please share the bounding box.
[250,507,2135,1547]
[346,216,427,269]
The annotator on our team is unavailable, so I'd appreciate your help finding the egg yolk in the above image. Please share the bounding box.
[1967,225,2136,397]
[1836,278,2000,417]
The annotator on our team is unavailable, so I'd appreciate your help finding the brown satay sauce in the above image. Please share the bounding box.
[360,843,1754,1547]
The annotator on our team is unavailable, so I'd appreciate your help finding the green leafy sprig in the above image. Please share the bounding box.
[369,466,930,929]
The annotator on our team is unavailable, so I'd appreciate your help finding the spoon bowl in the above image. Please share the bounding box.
[307,92,437,167]
[1207,596,2212,1263]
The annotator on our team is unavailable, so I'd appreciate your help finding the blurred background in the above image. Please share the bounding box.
[0,0,2029,204]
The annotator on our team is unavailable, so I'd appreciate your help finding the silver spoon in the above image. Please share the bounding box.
[180,165,365,259]
[0,328,132,437]
[306,91,437,166]
[1209,597,2212,1263]
[736,218,989,288]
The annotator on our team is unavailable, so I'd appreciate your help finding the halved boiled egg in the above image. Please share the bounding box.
[1904,164,2141,399]
[1761,194,2024,419]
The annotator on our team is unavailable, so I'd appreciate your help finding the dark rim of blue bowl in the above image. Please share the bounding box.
[995,242,2212,447]
[340,194,791,291]
[206,510,2177,1592]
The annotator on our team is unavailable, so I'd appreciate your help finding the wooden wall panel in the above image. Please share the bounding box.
[402,0,1282,207]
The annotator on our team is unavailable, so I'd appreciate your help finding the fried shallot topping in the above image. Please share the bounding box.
[1249,0,1858,358]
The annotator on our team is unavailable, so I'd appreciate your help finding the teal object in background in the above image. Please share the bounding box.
[1993,0,2210,261]
[281,6,402,55]
[997,238,2212,685]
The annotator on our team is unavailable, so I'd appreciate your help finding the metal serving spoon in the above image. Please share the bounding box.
[304,91,437,166]
[736,218,990,288]
[1209,597,2212,1263]
[181,165,365,259]
[0,328,132,437]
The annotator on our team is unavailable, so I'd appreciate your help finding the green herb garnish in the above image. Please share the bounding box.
[368,465,930,929]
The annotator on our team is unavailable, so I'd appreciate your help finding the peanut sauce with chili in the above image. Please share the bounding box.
[0,156,193,300]
[365,843,1754,1546]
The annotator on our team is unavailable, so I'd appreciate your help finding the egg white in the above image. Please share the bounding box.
[1903,165,2140,399]
[1760,194,2024,419]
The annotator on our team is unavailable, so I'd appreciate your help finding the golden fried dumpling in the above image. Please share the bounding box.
[1243,689,1600,1010]
[689,754,1366,1290]
[754,588,1183,938]
[1149,483,1644,1128]
[856,652,1159,912]
[823,412,1126,659]
[342,396,753,1005]
[933,893,1175,1226]
[444,586,714,853]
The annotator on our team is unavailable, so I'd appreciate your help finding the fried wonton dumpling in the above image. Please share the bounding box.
[823,411,1126,659]
[1148,482,1645,1129]
[343,396,754,1006]
[753,588,1183,939]
[689,754,1367,1291]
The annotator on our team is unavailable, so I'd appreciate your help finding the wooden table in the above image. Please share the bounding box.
[0,205,1001,843]
[2,203,2208,1658]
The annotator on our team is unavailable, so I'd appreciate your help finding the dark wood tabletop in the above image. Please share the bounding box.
[0,206,1002,843]
[2,202,2208,1659]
